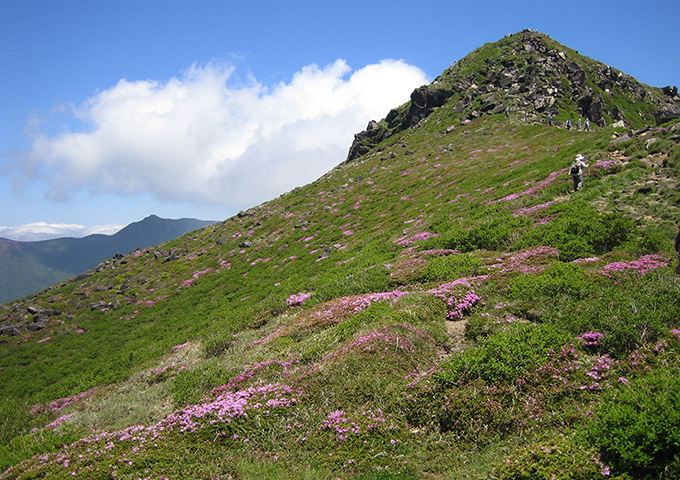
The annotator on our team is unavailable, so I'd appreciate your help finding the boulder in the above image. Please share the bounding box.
[346,120,389,161]
[654,104,680,125]
[498,75,515,88]
[0,323,20,336]
[578,93,604,126]
[407,85,454,126]
[645,138,660,150]
[26,322,47,331]
[534,95,555,111]
[662,85,678,98]
[566,62,586,86]
[27,306,44,315]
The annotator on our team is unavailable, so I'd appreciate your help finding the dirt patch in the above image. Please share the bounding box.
[438,319,468,361]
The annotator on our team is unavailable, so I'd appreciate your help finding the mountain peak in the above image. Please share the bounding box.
[346,30,680,161]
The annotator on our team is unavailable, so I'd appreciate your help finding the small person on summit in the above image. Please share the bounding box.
[569,154,589,192]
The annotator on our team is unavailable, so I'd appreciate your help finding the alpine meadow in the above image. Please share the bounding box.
[2,31,680,479]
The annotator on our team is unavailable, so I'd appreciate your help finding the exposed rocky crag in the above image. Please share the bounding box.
[347,30,680,162]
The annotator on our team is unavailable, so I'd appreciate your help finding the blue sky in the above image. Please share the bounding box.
[1,0,678,240]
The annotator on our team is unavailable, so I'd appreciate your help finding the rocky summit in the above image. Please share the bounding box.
[1,31,680,479]
[347,30,680,161]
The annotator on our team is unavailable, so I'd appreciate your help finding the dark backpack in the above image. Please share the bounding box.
[570,163,580,175]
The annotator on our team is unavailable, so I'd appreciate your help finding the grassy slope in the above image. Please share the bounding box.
[1,106,680,476]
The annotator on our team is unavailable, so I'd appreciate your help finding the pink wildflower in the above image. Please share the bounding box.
[287,292,313,306]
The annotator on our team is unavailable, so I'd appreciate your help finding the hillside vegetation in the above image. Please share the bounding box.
[2,32,680,479]
[0,215,216,305]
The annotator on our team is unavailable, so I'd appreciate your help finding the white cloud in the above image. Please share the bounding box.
[24,59,428,209]
[0,222,124,242]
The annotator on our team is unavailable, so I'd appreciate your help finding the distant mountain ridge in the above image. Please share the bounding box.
[0,215,216,304]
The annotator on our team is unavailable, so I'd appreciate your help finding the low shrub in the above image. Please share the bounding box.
[514,201,636,261]
[203,333,233,358]
[624,225,674,256]
[583,366,680,479]
[427,208,529,253]
[541,270,680,357]
[496,434,603,480]
[435,322,571,385]
[422,252,483,281]
[171,360,237,407]
[508,261,588,301]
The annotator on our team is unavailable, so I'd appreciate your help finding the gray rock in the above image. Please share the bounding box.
[645,138,660,150]
[654,104,680,124]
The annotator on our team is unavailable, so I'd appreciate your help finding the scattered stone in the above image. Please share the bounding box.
[644,138,660,150]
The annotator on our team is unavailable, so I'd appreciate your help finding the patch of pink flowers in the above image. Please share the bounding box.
[20,384,301,477]
[214,357,300,390]
[512,201,554,217]
[326,324,426,361]
[671,329,680,343]
[592,159,620,170]
[31,388,99,415]
[394,231,439,247]
[427,278,485,320]
[577,331,604,347]
[171,342,190,353]
[310,289,408,326]
[319,408,395,443]
[143,363,187,384]
[599,254,668,278]
[287,292,314,306]
[489,246,559,274]
[493,170,565,203]
[165,384,301,433]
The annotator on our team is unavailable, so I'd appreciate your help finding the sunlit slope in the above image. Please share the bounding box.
[2,30,680,480]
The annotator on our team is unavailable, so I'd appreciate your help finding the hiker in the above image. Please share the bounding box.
[675,226,680,274]
[584,117,590,131]
[577,118,582,130]
[548,115,553,126]
[566,119,572,130]
[570,154,589,192]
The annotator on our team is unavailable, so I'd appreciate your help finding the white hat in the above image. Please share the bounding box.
[575,154,584,160]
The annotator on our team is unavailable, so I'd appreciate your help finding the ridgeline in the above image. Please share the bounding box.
[2,31,680,479]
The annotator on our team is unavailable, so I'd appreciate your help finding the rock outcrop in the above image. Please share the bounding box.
[345,30,680,162]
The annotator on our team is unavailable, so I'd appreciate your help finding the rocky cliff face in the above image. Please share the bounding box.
[346,30,680,162]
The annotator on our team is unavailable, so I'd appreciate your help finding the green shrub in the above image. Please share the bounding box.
[624,225,672,256]
[436,322,571,385]
[646,138,673,155]
[427,208,529,253]
[496,434,603,480]
[335,301,393,341]
[203,333,233,358]
[422,252,483,281]
[0,425,82,473]
[583,366,680,479]
[171,360,236,407]
[508,262,588,300]
[542,270,680,357]
[514,201,636,261]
